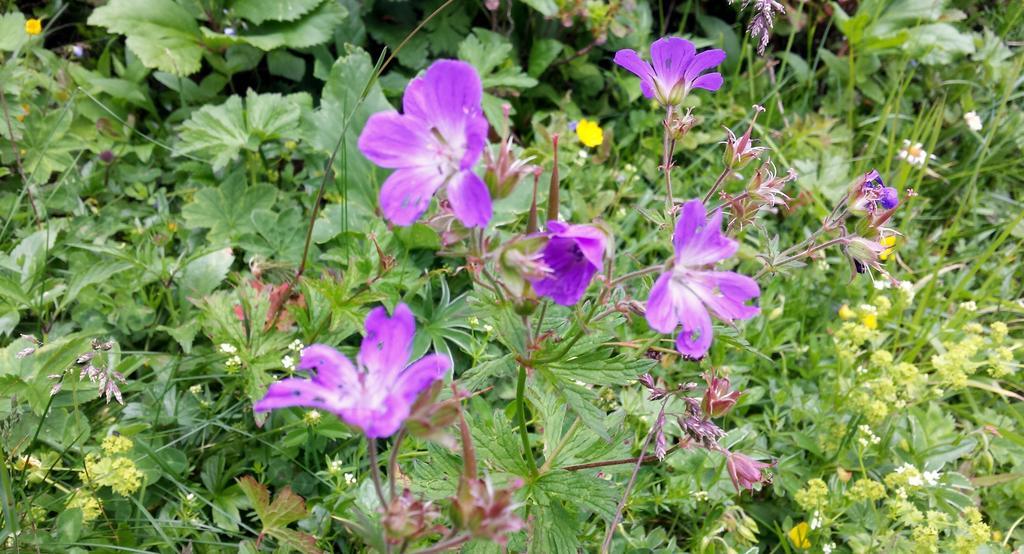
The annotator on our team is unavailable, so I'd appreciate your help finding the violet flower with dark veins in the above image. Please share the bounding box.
[614,37,726,106]
[358,60,492,228]
[254,303,450,438]
[645,199,760,359]
[528,220,608,306]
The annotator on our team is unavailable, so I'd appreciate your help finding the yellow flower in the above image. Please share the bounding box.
[879,235,897,261]
[788,521,811,549]
[838,304,855,320]
[25,18,43,36]
[101,435,133,455]
[861,313,878,330]
[576,118,604,148]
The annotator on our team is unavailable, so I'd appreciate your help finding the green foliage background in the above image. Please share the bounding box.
[1,0,1022,552]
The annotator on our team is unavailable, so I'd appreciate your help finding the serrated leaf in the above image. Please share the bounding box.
[203,0,345,51]
[87,0,204,76]
[232,0,322,24]
[177,90,306,171]
[0,12,29,52]
[237,476,320,554]
[181,175,278,244]
[529,503,578,554]
[533,470,618,521]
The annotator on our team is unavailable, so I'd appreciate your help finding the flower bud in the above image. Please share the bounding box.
[726,452,772,492]
[452,476,525,545]
[723,105,767,169]
[701,372,741,418]
[382,489,442,543]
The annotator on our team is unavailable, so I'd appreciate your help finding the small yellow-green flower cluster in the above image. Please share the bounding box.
[78,435,143,498]
[903,506,991,554]
[847,478,886,502]
[930,316,1019,390]
[67,490,103,523]
[794,478,829,511]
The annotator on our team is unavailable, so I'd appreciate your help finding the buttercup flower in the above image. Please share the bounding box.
[787,521,811,549]
[254,304,451,438]
[576,118,604,147]
[964,111,982,132]
[614,37,726,106]
[645,199,760,358]
[358,60,491,228]
[25,18,42,36]
[528,221,608,306]
[726,451,772,491]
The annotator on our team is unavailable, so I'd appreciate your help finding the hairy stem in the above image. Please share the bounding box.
[600,398,668,554]
[661,106,676,212]
[515,363,539,478]
[387,429,406,498]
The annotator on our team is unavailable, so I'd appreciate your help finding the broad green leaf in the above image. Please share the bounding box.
[0,12,29,52]
[533,470,618,521]
[181,175,278,244]
[202,0,346,51]
[87,0,204,76]
[267,50,306,81]
[237,476,320,554]
[528,39,563,78]
[519,0,558,17]
[179,248,235,301]
[529,503,578,554]
[302,46,392,201]
[177,90,307,171]
[232,0,322,24]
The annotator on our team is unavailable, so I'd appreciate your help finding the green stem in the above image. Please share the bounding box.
[516,363,538,478]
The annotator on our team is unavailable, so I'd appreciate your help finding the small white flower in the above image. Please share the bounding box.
[344,472,356,485]
[907,474,924,487]
[219,343,237,354]
[288,339,305,352]
[959,300,977,312]
[577,150,588,159]
[282,355,295,370]
[223,27,236,36]
[189,384,203,395]
[482,324,494,333]
[964,111,982,132]
[858,304,877,315]
[185,492,195,501]
[304,410,321,424]
[328,459,344,474]
[894,463,914,474]
[898,281,916,302]
[225,355,242,368]
[897,140,932,168]
[823,542,836,554]
[810,511,822,530]
[923,470,941,486]
[873,280,891,290]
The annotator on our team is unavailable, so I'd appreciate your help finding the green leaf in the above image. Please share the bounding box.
[232,0,322,24]
[267,50,306,81]
[529,503,578,553]
[179,248,235,301]
[528,39,563,78]
[177,90,307,170]
[0,12,29,52]
[87,0,204,76]
[181,175,278,244]
[203,0,346,51]
[302,46,392,199]
[237,476,321,554]
[519,0,558,17]
[533,470,618,521]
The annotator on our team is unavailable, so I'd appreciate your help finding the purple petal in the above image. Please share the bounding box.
[640,81,655,99]
[613,49,653,80]
[360,400,410,438]
[253,378,337,413]
[530,235,601,306]
[689,271,760,322]
[394,353,450,405]
[298,344,359,390]
[674,289,713,358]
[447,170,492,228]
[359,303,415,378]
[674,201,737,266]
[357,111,434,169]
[549,222,607,268]
[402,60,484,142]
[690,72,723,92]
[379,166,446,226]
[650,37,695,88]
[645,272,681,333]
[683,49,726,82]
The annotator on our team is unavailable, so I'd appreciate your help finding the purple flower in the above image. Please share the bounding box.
[358,60,492,228]
[614,37,726,106]
[860,170,899,210]
[645,200,760,359]
[528,221,607,306]
[254,304,450,438]
[726,452,772,492]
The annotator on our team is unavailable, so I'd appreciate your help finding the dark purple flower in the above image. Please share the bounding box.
[645,200,760,359]
[254,304,450,438]
[726,452,772,492]
[855,170,899,212]
[528,221,607,306]
[614,37,726,106]
[358,60,492,228]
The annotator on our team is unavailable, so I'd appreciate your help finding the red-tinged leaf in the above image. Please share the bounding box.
[237,476,322,554]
